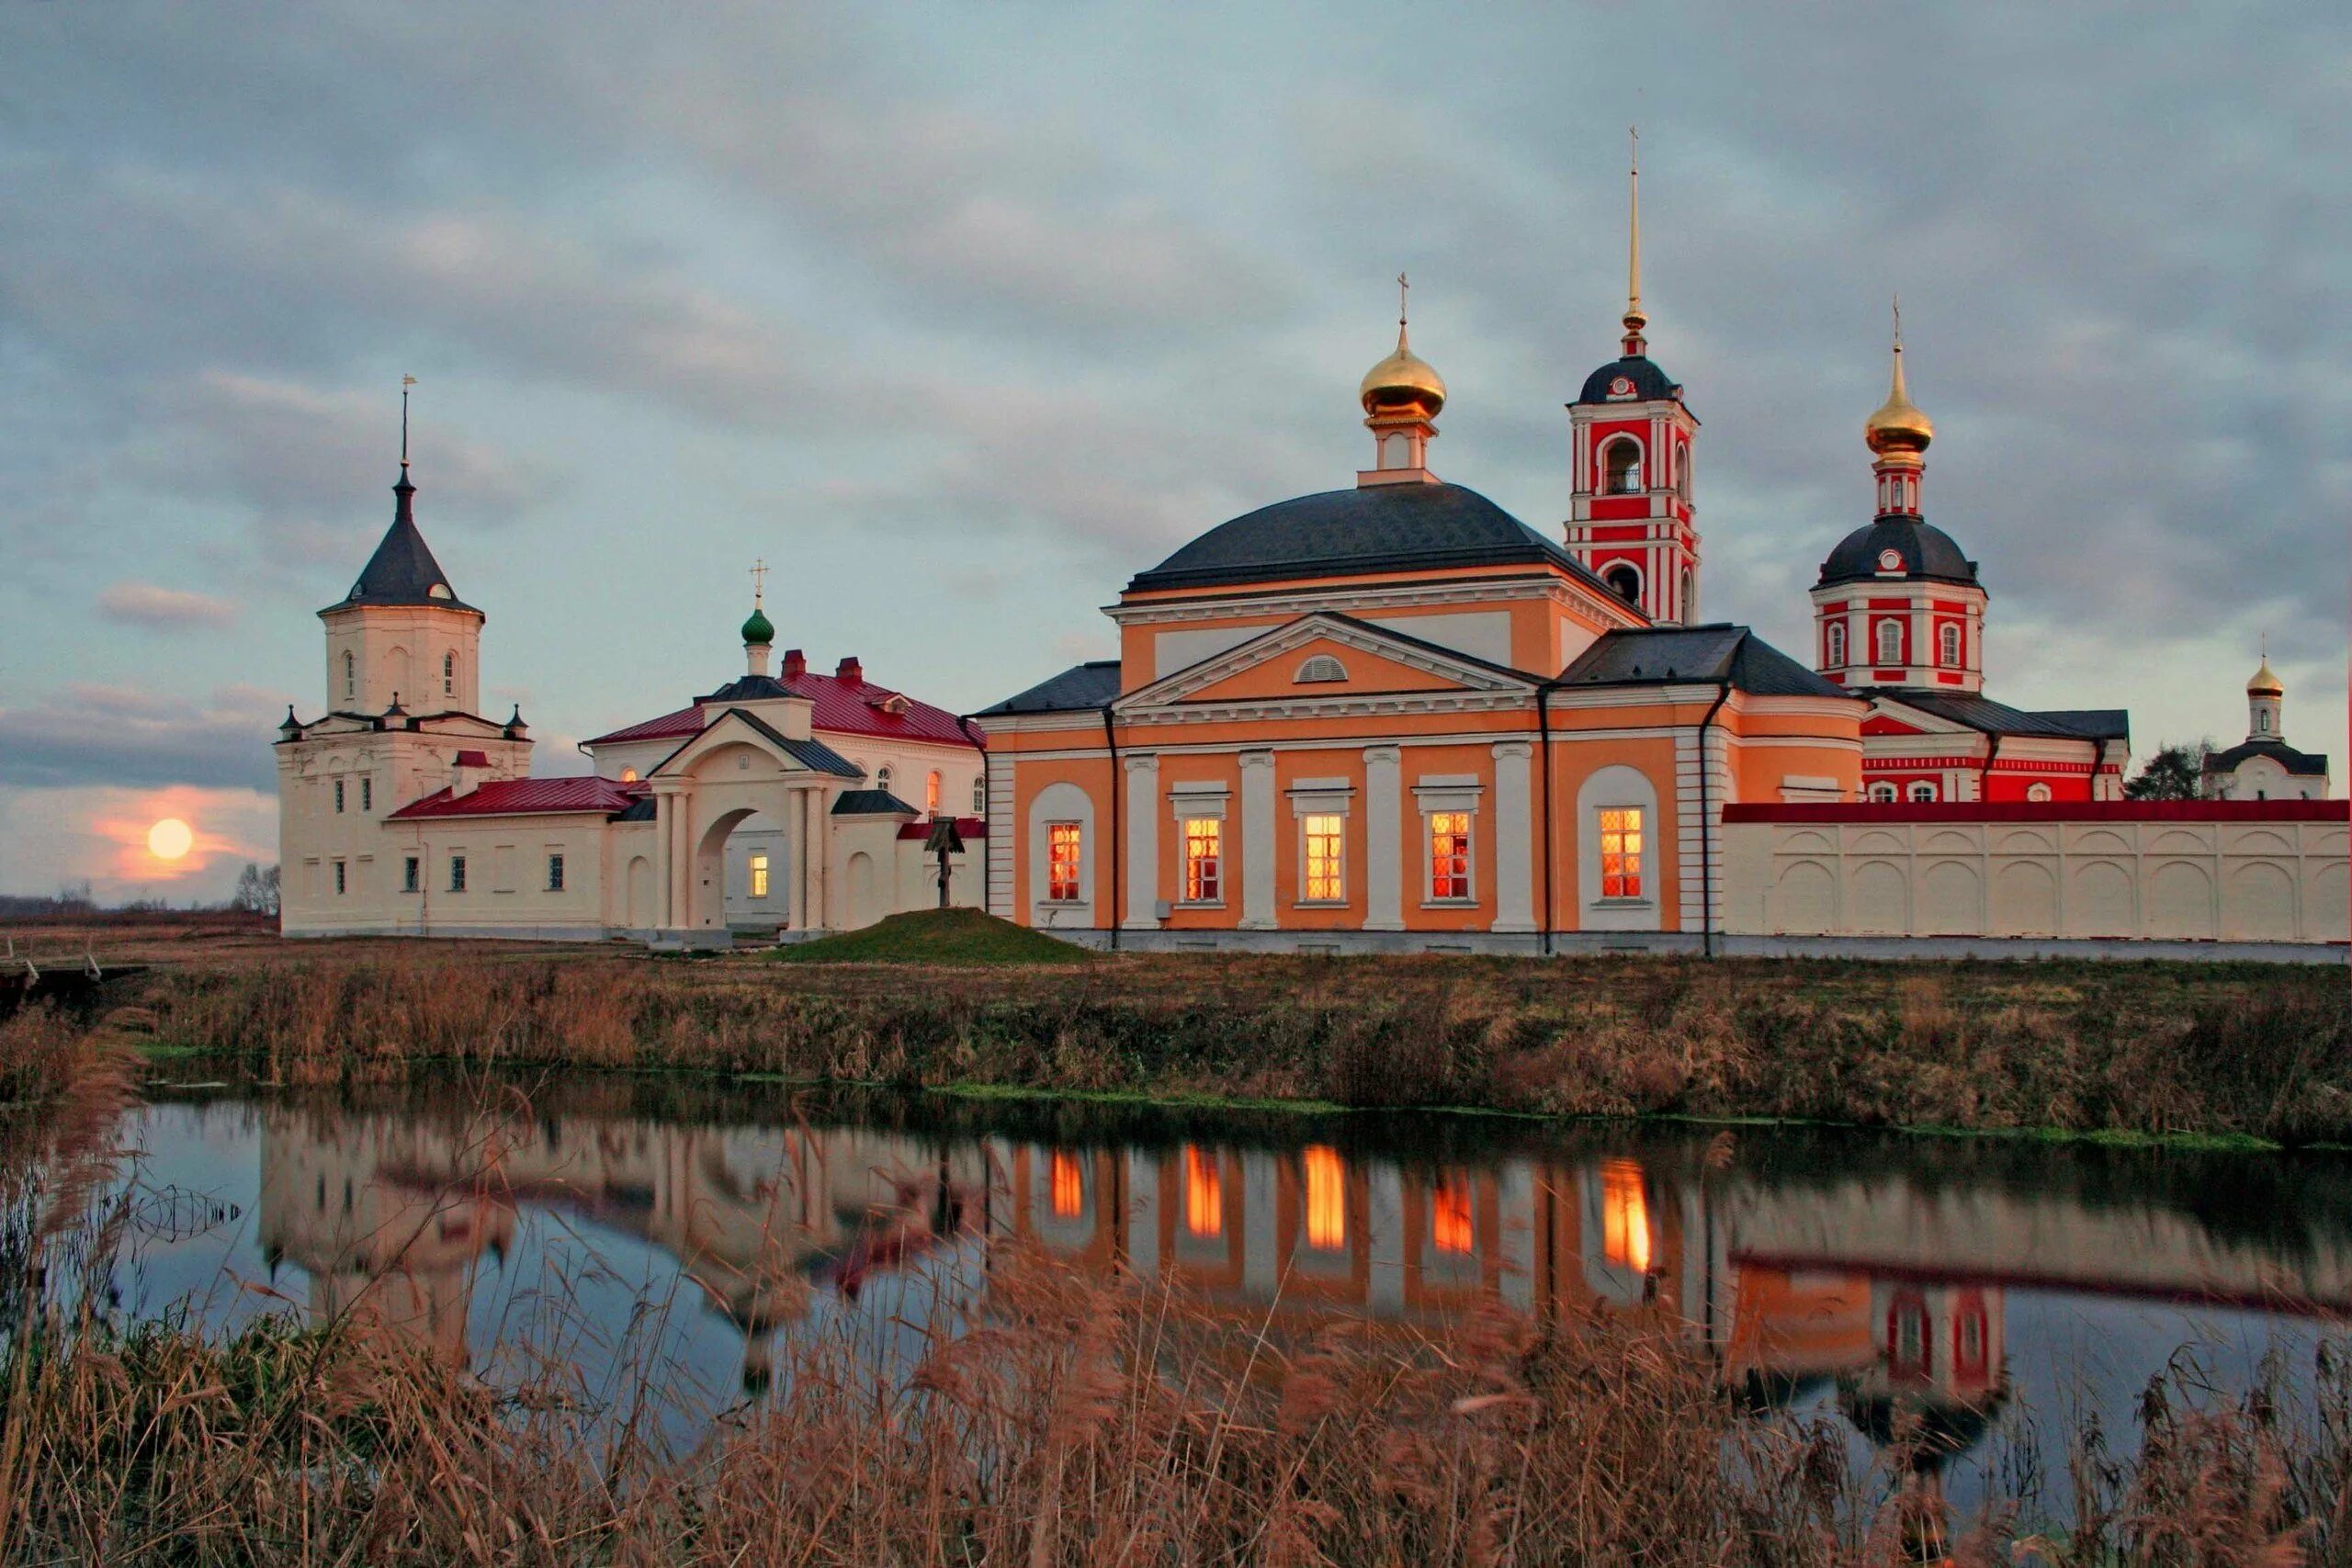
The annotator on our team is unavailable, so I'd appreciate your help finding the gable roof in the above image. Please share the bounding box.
[1558,625,1849,698]
[977,660,1125,716]
[1125,481,1631,603]
[831,788,922,816]
[648,706,866,780]
[322,470,477,615]
[582,667,977,750]
[1866,691,2130,741]
[2204,739,2330,777]
[387,776,645,820]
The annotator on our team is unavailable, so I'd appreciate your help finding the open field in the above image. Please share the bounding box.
[11,913,2346,1142]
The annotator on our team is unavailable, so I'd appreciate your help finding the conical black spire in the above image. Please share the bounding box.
[320,416,476,615]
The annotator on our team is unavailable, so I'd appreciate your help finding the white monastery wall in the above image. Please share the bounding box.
[1723,809,2348,945]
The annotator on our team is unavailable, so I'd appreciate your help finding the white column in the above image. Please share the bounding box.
[1491,740,1535,932]
[802,787,825,931]
[1363,745,1403,931]
[1911,602,1930,682]
[1124,753,1159,929]
[1239,749,1276,930]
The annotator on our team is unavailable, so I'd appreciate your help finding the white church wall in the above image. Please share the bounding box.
[1724,808,2349,946]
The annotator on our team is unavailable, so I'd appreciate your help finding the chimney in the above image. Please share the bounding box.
[836,655,863,683]
[781,648,807,679]
[452,749,490,798]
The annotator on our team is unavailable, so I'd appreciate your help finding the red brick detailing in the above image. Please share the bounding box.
[1725,800,2348,824]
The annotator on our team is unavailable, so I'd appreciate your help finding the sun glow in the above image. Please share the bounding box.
[147,818,195,861]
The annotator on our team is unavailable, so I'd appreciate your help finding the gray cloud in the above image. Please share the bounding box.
[96,582,239,631]
[0,683,288,793]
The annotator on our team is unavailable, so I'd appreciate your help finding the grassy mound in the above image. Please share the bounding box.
[766,908,1091,965]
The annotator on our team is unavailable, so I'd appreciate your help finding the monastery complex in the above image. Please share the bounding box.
[277,164,2345,955]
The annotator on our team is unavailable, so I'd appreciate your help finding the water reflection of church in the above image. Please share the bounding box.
[260,1111,2352,1471]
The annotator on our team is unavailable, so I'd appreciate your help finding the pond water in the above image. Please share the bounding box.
[89,1074,2352,1518]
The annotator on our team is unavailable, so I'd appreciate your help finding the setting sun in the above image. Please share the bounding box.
[147,818,195,861]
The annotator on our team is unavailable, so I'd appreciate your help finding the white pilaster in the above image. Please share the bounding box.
[1239,749,1276,929]
[1124,753,1159,929]
[1363,745,1403,931]
[1491,740,1535,931]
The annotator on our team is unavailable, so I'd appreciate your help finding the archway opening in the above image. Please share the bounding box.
[704,807,793,932]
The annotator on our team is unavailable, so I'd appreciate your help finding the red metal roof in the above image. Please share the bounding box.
[1724,800,2348,824]
[581,671,978,750]
[896,816,989,840]
[388,776,650,820]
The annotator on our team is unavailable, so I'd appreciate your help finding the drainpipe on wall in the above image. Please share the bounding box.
[1981,730,2002,804]
[1100,704,1122,953]
[1696,679,1733,959]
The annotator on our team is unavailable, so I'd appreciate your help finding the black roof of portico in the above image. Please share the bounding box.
[2204,739,2329,777]
[1559,625,1849,698]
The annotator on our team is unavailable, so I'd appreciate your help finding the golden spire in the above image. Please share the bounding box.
[1622,127,1646,353]
[1864,296,1934,454]
[2248,636,2283,695]
[1359,269,1446,413]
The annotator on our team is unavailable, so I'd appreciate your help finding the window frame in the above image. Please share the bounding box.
[925,770,942,815]
[1938,623,1962,668]
[1601,560,1643,605]
[332,859,346,897]
[1825,621,1847,668]
[402,856,421,894]
[971,774,987,815]
[1179,816,1223,906]
[1907,782,1939,803]
[448,854,468,894]
[442,650,456,696]
[1298,812,1347,905]
[748,852,770,900]
[1426,809,1474,903]
[1874,618,1905,666]
[1045,821,1084,903]
[1595,806,1645,902]
[1294,654,1348,684]
[1599,435,1644,495]
[1869,782,1899,804]
[546,852,566,893]
[360,776,372,812]
[333,778,345,814]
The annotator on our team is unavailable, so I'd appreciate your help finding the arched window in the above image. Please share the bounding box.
[1874,619,1904,665]
[1869,782,1898,803]
[970,775,987,815]
[442,650,456,696]
[1679,570,1693,623]
[925,770,942,814]
[1676,445,1691,500]
[343,650,356,699]
[2257,710,2270,733]
[875,764,893,795]
[1938,624,1962,668]
[1295,654,1348,683]
[1601,438,1643,495]
[1908,782,1938,803]
[1825,622,1847,668]
[2026,783,2052,803]
[1602,563,1642,605]
[619,768,639,783]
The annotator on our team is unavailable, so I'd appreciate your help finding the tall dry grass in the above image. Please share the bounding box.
[116,950,2352,1141]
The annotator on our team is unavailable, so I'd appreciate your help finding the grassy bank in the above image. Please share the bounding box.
[77,941,2352,1143]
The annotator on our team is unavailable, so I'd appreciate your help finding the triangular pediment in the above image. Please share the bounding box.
[1864,695,1974,736]
[649,706,863,781]
[1118,613,1532,712]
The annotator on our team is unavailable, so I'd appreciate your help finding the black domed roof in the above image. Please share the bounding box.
[1127,481,1610,596]
[1816,514,1979,590]
[1576,353,1681,406]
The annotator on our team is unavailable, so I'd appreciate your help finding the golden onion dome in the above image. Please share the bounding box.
[1864,344,1933,455]
[1359,323,1446,415]
[2247,659,2283,696]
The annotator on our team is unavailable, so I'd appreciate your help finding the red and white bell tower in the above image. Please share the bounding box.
[1565,133,1702,626]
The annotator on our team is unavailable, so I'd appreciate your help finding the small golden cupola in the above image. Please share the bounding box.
[1358,273,1445,487]
[1865,299,1934,514]
[2247,657,2284,696]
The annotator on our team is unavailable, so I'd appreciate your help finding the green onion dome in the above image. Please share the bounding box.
[741,604,775,646]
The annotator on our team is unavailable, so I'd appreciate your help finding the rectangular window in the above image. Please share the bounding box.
[1302,813,1345,902]
[360,777,372,812]
[547,853,565,892]
[402,856,420,894]
[448,854,467,893]
[1049,1151,1084,1219]
[1600,1157,1652,1272]
[332,859,346,896]
[1181,818,1221,902]
[333,779,345,814]
[1182,1145,1222,1238]
[1599,807,1644,899]
[1428,811,1472,900]
[1046,822,1082,902]
[749,852,769,899]
[925,771,942,815]
[1304,1145,1345,1250]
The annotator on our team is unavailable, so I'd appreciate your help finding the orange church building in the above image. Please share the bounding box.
[976,252,1865,952]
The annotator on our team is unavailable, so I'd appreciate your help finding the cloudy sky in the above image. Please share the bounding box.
[2,2,2343,902]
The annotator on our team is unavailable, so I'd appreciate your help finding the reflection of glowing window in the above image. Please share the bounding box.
[1049,1151,1083,1218]
[1600,1157,1651,1274]
[1432,1173,1474,1254]
[749,853,769,898]
[1302,814,1345,902]
[1599,808,1643,898]
[1895,1303,1928,1371]
[1046,823,1082,902]
[1183,1146,1222,1236]
[1304,1145,1345,1249]
[1957,1312,1984,1368]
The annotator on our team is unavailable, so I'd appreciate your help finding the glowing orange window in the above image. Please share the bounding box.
[926,770,942,814]
[1600,1157,1652,1274]
[1048,1151,1083,1218]
[1598,808,1643,899]
[1046,823,1082,902]
[1428,811,1470,900]
[1431,1173,1474,1254]
[1303,1145,1345,1250]
[1183,1145,1222,1237]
